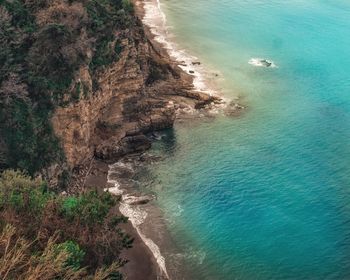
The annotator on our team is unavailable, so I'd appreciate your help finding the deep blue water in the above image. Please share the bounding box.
[142,1,350,279]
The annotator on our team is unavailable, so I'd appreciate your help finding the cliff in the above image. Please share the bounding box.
[50,12,220,277]
[0,0,220,185]
[51,13,218,178]
[0,1,224,279]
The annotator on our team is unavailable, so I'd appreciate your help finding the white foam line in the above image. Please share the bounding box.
[119,203,170,279]
[142,0,218,97]
[106,163,170,279]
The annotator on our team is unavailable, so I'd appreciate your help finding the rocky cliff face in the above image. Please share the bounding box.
[51,20,217,173]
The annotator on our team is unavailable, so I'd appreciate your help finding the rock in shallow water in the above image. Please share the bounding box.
[123,194,155,205]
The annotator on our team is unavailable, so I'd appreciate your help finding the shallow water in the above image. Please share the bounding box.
[141,1,350,279]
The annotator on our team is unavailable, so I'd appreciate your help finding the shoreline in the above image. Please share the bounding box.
[119,1,222,278]
[83,0,231,277]
[135,0,244,116]
[106,160,170,279]
[103,151,198,280]
[84,160,161,279]
[112,0,243,278]
[99,0,243,279]
[137,0,225,99]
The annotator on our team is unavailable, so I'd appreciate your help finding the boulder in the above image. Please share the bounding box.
[123,194,155,205]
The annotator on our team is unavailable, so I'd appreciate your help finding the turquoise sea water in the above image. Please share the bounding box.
[142,1,350,279]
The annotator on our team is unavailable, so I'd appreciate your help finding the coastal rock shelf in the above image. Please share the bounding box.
[52,16,225,173]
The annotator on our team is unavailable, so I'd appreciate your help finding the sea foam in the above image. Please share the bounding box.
[248,58,277,68]
[142,0,218,96]
[106,162,170,279]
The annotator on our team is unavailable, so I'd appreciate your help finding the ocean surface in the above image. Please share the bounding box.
[140,1,350,279]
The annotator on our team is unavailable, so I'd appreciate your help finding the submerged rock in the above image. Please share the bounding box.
[261,59,272,67]
[123,194,155,205]
[248,58,276,68]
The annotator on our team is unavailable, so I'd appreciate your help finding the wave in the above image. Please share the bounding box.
[170,248,207,265]
[248,58,277,68]
[142,0,219,96]
[106,162,170,279]
[119,202,169,279]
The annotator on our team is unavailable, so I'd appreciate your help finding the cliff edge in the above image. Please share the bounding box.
[51,3,219,186]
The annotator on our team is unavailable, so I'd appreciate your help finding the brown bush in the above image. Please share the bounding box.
[0,171,130,278]
[0,224,85,280]
[0,73,30,106]
[35,0,88,31]
[36,200,130,272]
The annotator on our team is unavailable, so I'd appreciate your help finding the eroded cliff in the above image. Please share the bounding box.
[52,17,218,175]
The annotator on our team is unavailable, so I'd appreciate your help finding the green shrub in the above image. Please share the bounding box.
[90,36,115,71]
[87,0,132,73]
[78,191,116,225]
[122,0,133,13]
[55,240,85,270]
[61,191,117,226]
[0,170,51,213]
[0,171,132,278]
[1,0,37,31]
[115,40,123,56]
[61,196,79,218]
[146,59,168,85]
[86,0,110,32]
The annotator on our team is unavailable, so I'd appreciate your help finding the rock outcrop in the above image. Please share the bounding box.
[51,18,217,171]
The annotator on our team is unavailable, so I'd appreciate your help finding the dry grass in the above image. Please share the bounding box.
[0,224,86,280]
[0,171,130,279]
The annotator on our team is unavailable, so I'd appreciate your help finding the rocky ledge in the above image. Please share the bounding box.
[50,8,225,186]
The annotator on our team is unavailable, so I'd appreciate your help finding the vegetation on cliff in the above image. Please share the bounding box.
[0,170,133,279]
[0,1,138,277]
[0,0,135,176]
